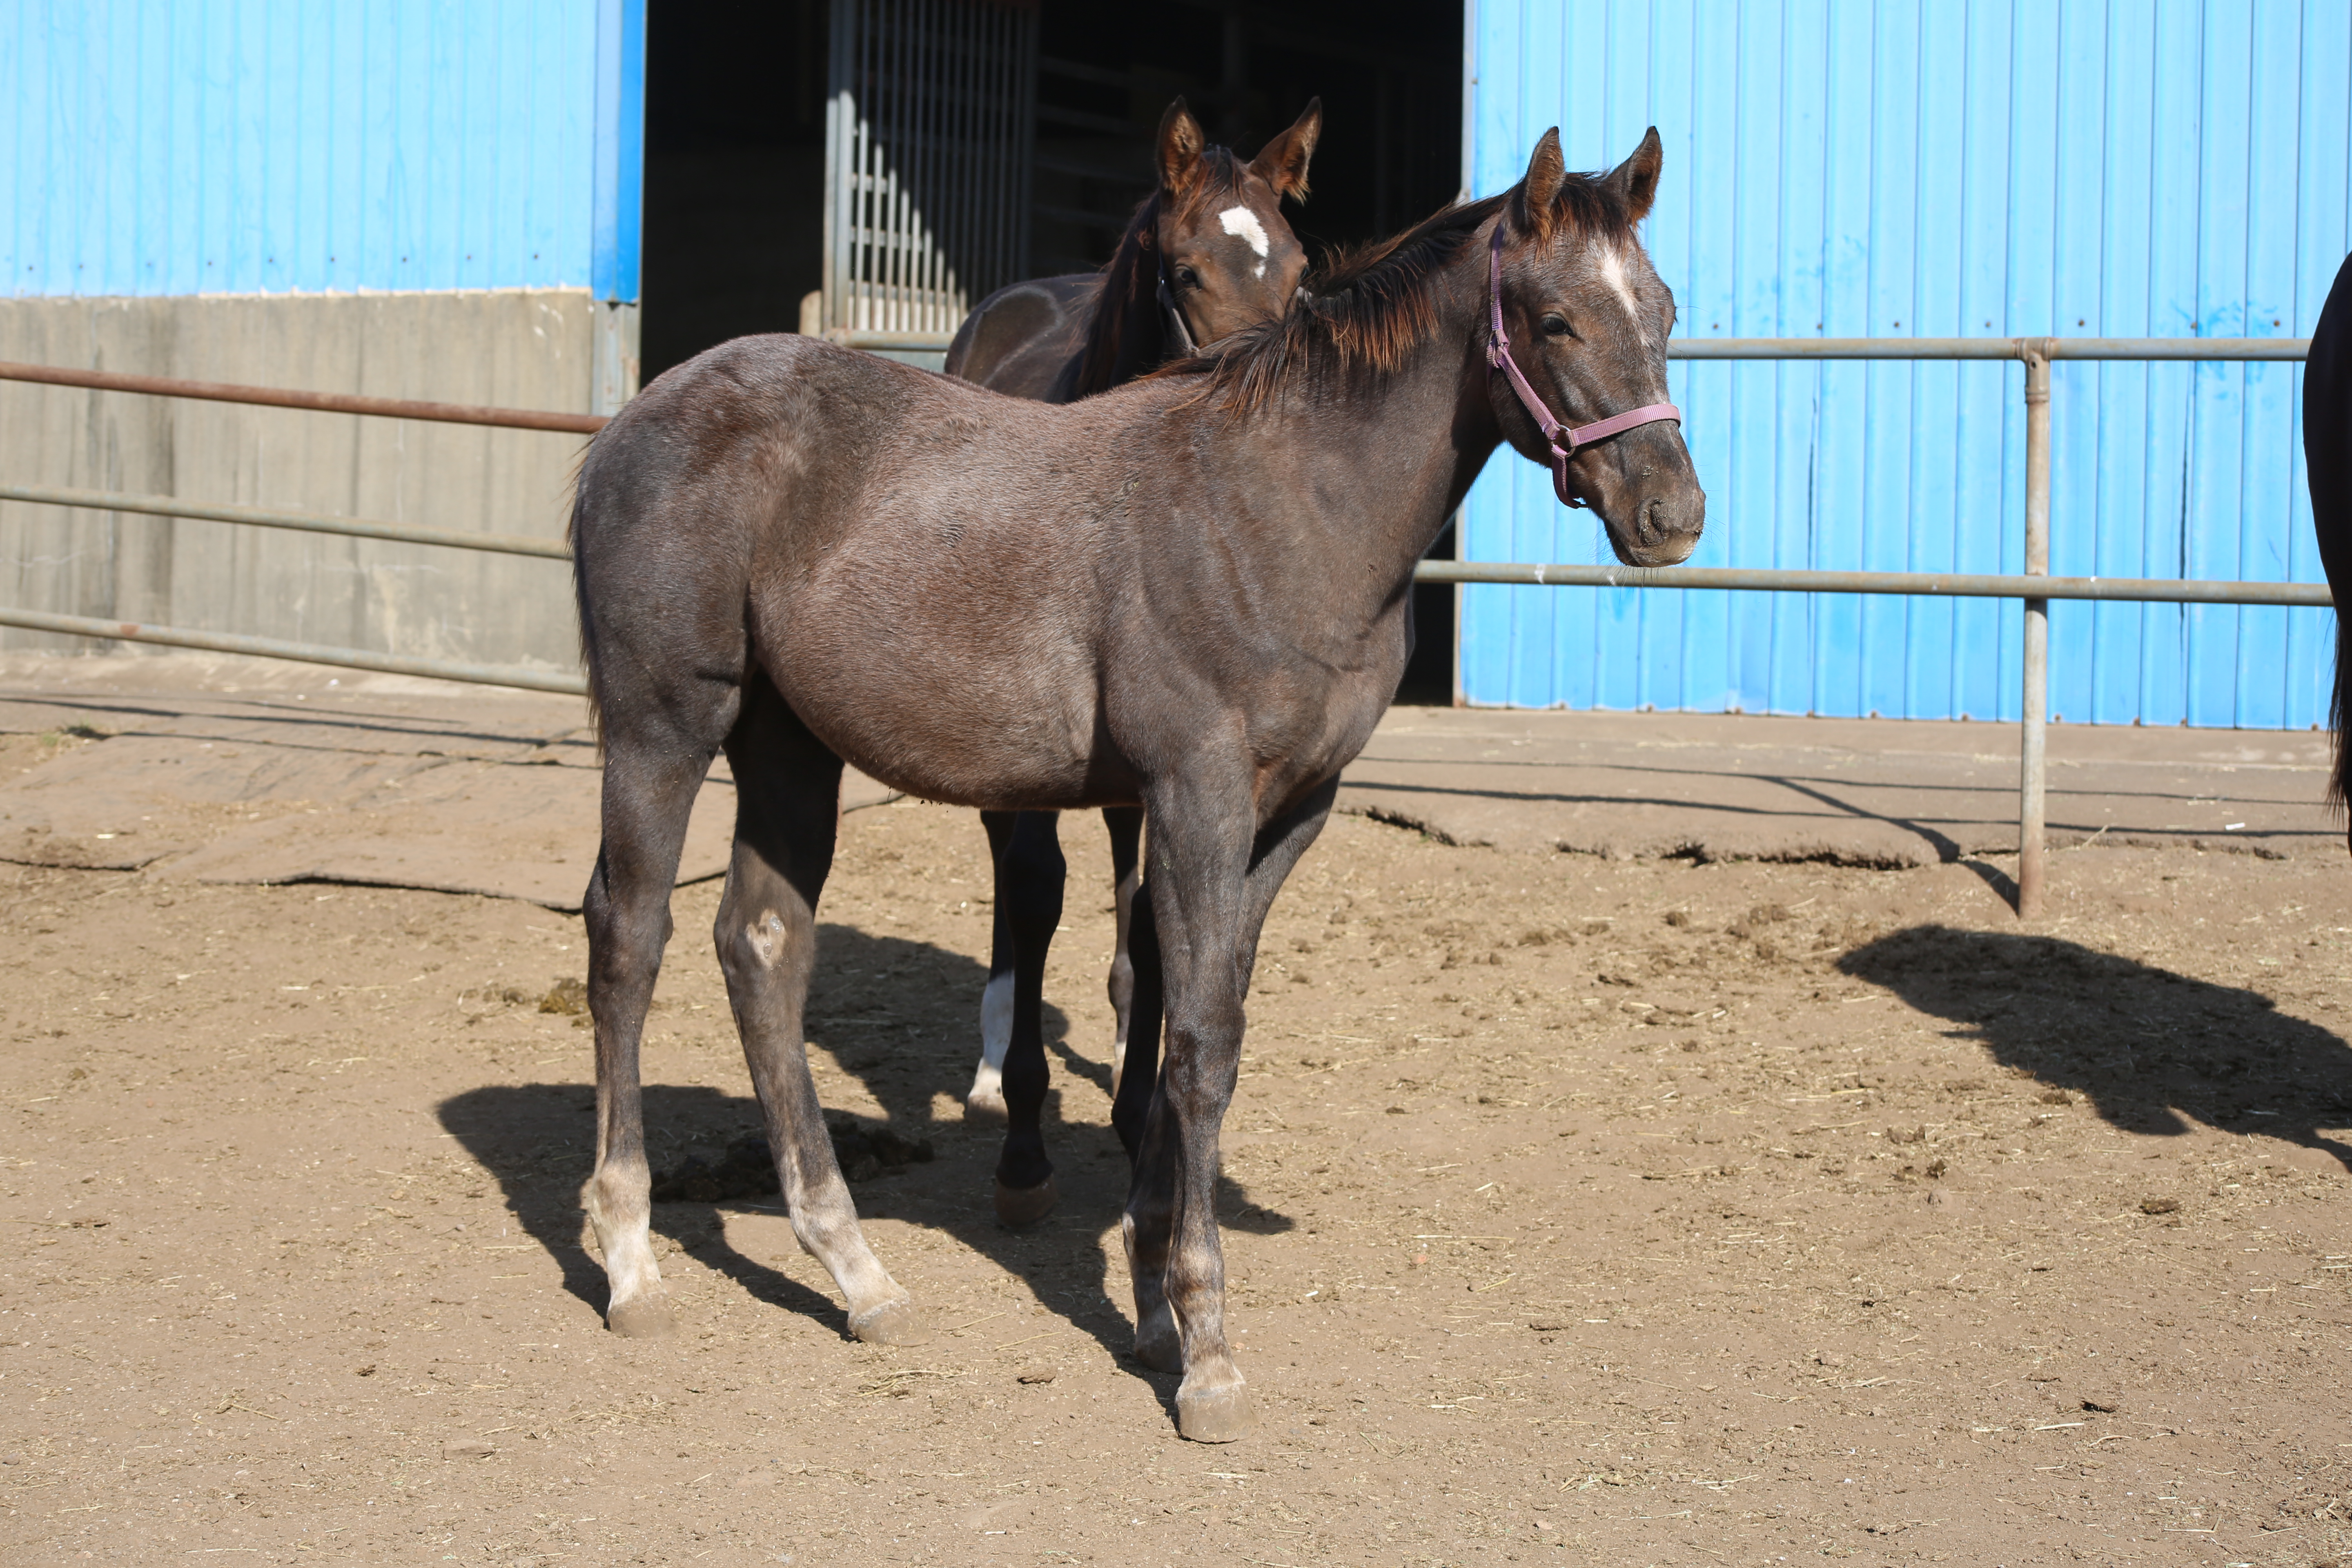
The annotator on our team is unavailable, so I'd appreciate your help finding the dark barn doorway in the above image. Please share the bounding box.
[641,0,1464,701]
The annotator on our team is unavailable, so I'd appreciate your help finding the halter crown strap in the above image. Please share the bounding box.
[1486,224,1681,510]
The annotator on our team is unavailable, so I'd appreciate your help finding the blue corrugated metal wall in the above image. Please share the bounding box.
[1461,0,2347,728]
[0,0,644,300]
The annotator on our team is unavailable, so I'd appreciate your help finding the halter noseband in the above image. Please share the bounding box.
[1486,224,1681,510]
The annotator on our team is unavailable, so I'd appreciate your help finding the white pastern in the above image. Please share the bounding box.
[1219,205,1272,279]
[978,971,1013,1069]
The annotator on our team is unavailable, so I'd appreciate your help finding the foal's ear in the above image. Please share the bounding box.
[1157,98,1208,198]
[1517,128,1568,238]
[1249,96,1322,201]
[1605,127,1665,223]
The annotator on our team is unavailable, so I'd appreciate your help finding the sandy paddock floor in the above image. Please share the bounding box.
[5,780,2352,1566]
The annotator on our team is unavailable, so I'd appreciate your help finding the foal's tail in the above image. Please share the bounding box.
[566,445,606,756]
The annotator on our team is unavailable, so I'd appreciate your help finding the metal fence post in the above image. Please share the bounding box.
[2018,343,2053,919]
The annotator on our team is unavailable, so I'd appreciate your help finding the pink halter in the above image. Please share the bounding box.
[1486,224,1682,510]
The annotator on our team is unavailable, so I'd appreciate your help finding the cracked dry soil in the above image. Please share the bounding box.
[5,797,2352,1565]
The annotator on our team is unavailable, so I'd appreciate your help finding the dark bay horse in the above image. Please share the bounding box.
[569,128,1703,1441]
[2305,250,2352,845]
[942,97,1321,1232]
[947,96,1318,401]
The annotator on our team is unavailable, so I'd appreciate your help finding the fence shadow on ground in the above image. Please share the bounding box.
[1838,924,2352,1169]
[437,921,1291,1377]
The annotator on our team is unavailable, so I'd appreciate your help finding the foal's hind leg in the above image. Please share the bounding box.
[1102,805,1144,1096]
[717,680,926,1345]
[582,725,725,1339]
[963,811,1018,1120]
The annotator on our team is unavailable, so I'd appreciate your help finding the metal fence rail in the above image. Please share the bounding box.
[1419,560,2330,605]
[0,359,607,433]
[0,606,585,694]
[0,334,2328,918]
[0,482,571,559]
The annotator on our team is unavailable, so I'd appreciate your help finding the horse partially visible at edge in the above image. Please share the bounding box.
[942,96,1321,1231]
[568,127,1703,1442]
[2305,251,2352,847]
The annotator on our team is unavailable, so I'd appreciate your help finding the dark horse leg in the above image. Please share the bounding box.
[1120,775,1338,1442]
[963,811,1020,1118]
[715,676,926,1343]
[1102,805,1145,1094]
[579,677,737,1338]
[991,810,1065,1227]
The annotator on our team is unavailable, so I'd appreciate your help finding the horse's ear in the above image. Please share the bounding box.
[1517,128,1567,238]
[1249,96,1322,201]
[1606,127,1665,223]
[1157,98,1207,199]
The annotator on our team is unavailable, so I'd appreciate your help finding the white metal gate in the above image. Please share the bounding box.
[823,0,1036,336]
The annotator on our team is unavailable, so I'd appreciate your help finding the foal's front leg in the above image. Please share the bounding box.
[1126,776,1338,1441]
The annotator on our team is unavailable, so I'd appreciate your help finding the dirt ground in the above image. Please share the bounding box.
[6,783,2352,1566]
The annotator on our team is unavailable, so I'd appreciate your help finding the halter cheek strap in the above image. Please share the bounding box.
[1486,224,1681,510]
[1157,253,1200,357]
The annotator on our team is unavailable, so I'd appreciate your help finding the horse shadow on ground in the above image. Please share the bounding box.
[437,921,1292,1374]
[1838,925,2352,1169]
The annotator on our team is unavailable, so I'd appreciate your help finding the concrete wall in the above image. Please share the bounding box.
[0,289,598,670]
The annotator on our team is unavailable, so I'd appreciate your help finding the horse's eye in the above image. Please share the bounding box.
[1174,265,1202,291]
[1540,313,1573,339]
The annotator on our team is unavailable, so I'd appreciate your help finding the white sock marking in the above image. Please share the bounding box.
[978,971,1013,1070]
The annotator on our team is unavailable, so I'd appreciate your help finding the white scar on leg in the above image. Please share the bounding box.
[746,909,786,967]
[1219,205,1271,278]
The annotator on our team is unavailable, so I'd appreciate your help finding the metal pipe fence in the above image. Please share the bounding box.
[0,606,587,695]
[0,482,571,559]
[0,359,608,433]
[0,335,2327,917]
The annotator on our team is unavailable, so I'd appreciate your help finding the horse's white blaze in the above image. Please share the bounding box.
[1599,245,1644,323]
[1219,205,1272,278]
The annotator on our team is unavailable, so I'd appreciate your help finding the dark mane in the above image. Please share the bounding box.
[1073,147,1251,398]
[1174,171,1637,412]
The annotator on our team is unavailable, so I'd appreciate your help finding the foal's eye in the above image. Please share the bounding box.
[1174,265,1202,291]
[1540,313,1573,339]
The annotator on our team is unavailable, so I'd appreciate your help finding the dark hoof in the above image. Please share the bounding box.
[1176,1382,1254,1442]
[848,1298,930,1346]
[993,1175,1058,1228]
[604,1296,675,1339]
[1131,1311,1182,1374]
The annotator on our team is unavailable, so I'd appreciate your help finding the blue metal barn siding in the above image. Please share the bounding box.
[1460,0,2348,728]
[0,0,644,302]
